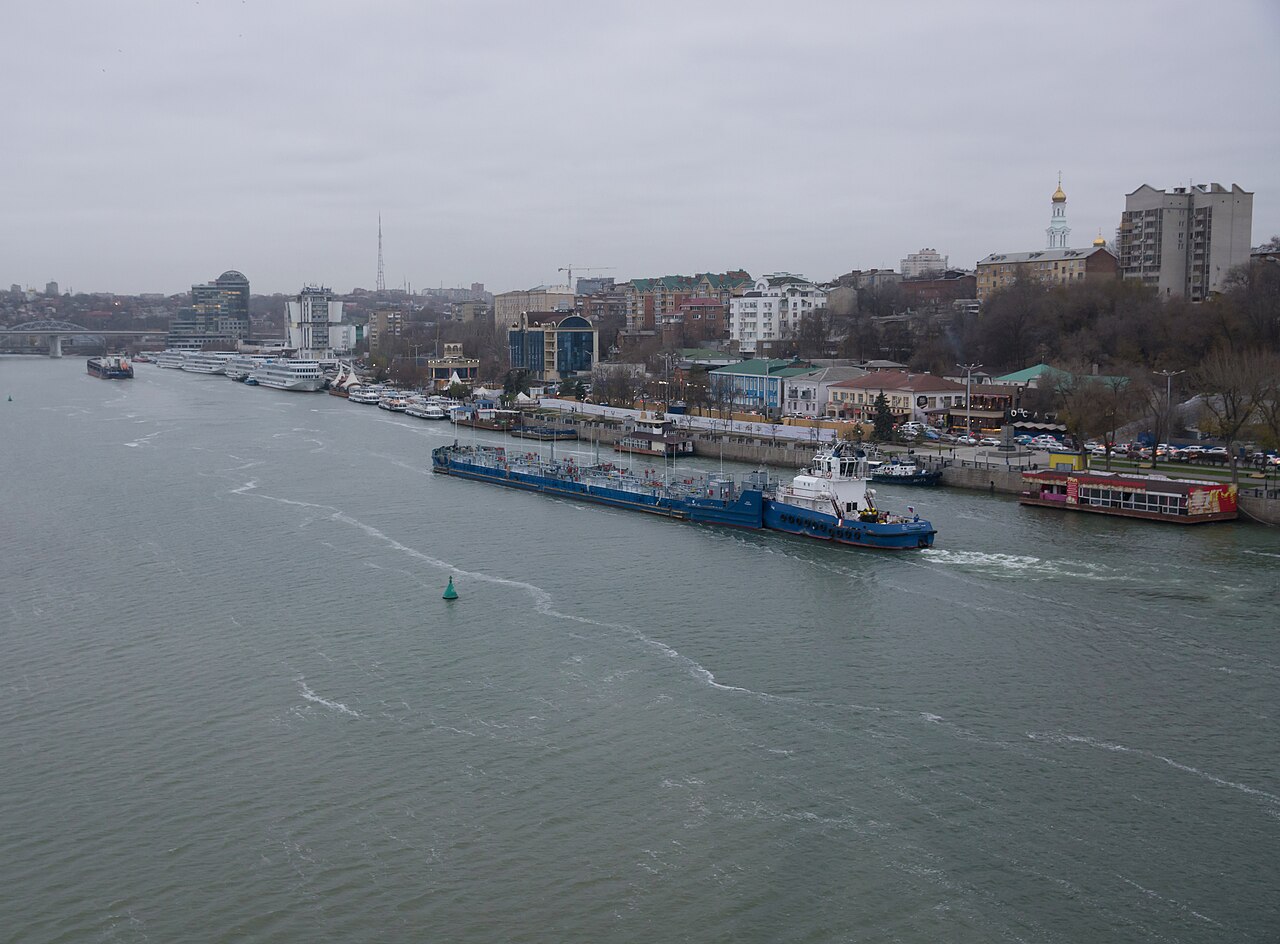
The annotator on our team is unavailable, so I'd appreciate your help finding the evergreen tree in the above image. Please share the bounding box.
[872,392,894,441]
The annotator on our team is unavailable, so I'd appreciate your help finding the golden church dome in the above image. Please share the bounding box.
[1052,185,1067,203]
[1093,233,1106,247]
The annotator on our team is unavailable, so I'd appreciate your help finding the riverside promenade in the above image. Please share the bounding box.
[539,399,1280,524]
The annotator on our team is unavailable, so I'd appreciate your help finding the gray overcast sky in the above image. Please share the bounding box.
[4,0,1279,296]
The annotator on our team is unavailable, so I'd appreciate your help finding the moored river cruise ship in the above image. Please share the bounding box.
[247,360,326,392]
[1019,469,1237,523]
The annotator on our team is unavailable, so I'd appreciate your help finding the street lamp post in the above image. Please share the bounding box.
[1153,368,1185,470]
[957,362,982,437]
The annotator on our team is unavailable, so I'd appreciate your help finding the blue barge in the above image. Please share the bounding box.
[431,443,766,529]
[432,440,936,549]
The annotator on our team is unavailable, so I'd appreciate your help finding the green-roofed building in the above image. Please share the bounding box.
[992,363,1129,389]
[709,358,817,416]
[993,363,1061,386]
[621,270,752,335]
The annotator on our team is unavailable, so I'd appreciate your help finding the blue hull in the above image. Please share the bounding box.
[432,444,936,549]
[433,447,763,529]
[762,499,936,550]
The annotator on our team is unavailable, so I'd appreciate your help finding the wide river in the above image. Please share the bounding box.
[2,357,1278,943]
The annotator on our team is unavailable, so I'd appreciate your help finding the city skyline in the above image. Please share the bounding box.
[4,0,1278,296]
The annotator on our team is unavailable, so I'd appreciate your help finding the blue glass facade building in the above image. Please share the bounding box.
[507,313,598,381]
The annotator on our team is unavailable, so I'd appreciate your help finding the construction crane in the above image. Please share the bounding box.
[558,265,615,293]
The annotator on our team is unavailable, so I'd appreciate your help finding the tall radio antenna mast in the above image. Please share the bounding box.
[376,213,386,293]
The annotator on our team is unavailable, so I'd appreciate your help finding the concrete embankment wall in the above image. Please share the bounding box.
[940,465,1027,495]
[1239,492,1280,526]
[555,414,1279,524]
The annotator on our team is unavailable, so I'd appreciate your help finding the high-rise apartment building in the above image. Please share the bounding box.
[368,308,404,351]
[286,286,349,358]
[728,274,828,355]
[900,249,948,279]
[1116,183,1253,301]
[168,269,251,350]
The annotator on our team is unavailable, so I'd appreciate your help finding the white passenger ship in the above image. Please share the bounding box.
[247,360,326,392]
[180,352,236,374]
[223,354,273,381]
[152,350,189,369]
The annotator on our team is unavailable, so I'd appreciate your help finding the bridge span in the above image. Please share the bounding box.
[0,321,165,357]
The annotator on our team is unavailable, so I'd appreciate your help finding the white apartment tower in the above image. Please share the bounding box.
[1116,183,1254,301]
[1046,175,1071,249]
[900,249,949,278]
[286,286,348,359]
[728,274,828,355]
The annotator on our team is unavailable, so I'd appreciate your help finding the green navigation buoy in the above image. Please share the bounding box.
[442,576,458,601]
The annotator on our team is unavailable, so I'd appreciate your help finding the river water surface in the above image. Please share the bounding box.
[2,357,1278,943]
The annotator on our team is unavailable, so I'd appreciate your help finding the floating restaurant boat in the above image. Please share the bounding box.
[614,412,695,458]
[86,355,133,379]
[453,407,520,431]
[1019,468,1238,523]
[432,439,936,549]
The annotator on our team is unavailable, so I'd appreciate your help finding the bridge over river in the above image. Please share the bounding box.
[0,320,165,356]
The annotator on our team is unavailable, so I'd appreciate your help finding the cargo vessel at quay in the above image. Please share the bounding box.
[431,440,935,548]
[87,355,133,379]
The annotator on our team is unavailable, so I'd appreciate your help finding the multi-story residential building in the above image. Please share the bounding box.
[975,246,1117,302]
[1116,183,1254,301]
[659,296,728,348]
[620,270,752,336]
[781,366,868,418]
[449,301,492,323]
[574,276,615,297]
[899,271,977,309]
[899,249,949,279]
[708,358,818,417]
[368,308,403,351]
[826,370,967,424]
[507,311,599,382]
[493,285,574,326]
[575,289,626,323]
[728,274,828,355]
[286,285,348,359]
[167,269,251,350]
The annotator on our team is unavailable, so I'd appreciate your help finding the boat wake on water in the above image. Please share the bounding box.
[296,677,361,718]
[1026,731,1280,809]
[229,479,861,707]
[921,548,1131,581]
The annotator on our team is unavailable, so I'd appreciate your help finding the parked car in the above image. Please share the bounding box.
[978,436,1001,447]
[953,434,978,446]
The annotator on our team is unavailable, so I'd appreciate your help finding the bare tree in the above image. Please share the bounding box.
[1194,348,1273,485]
[1051,367,1112,458]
